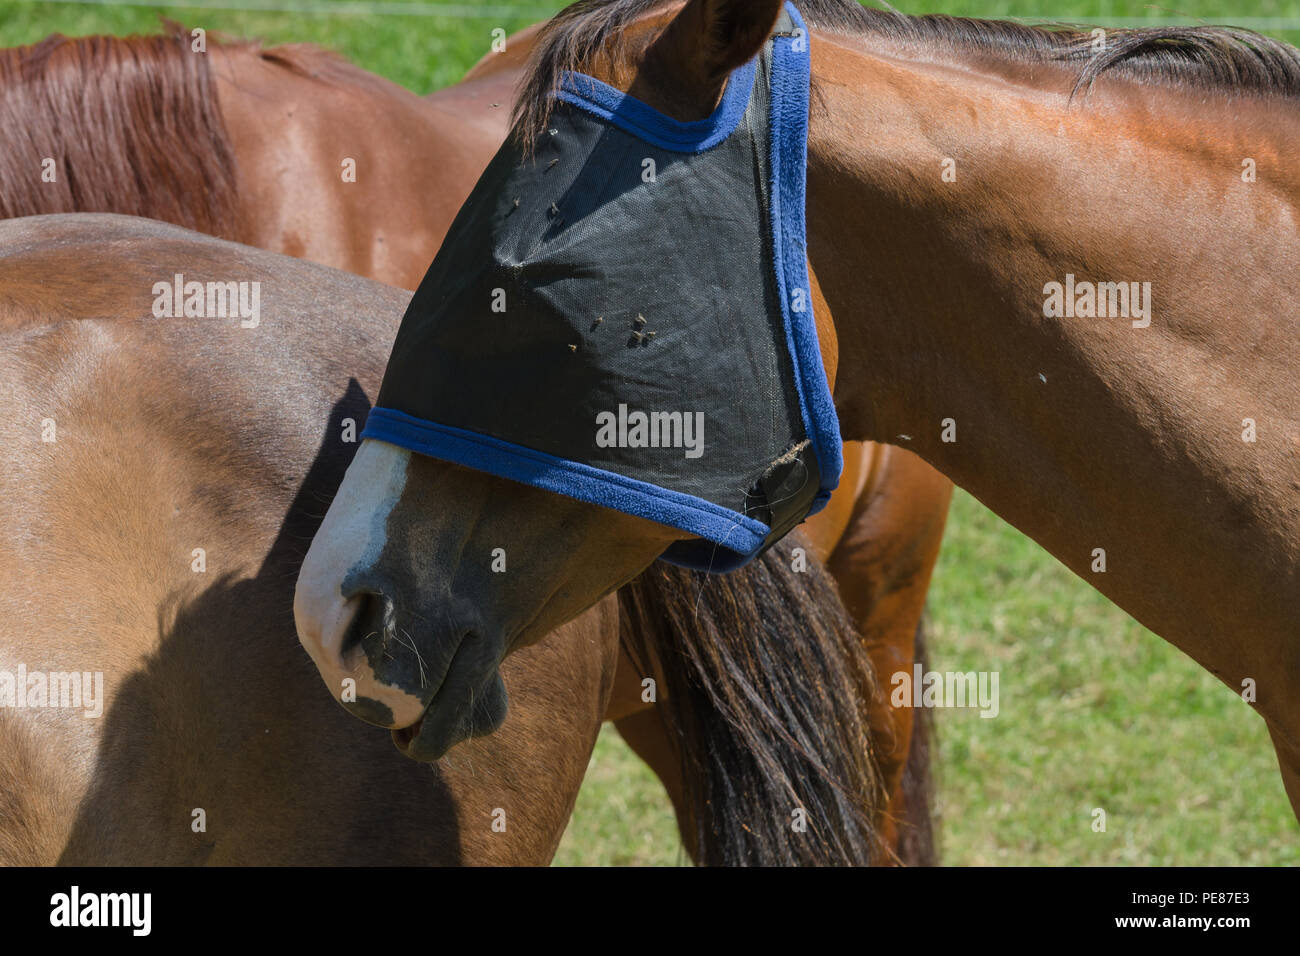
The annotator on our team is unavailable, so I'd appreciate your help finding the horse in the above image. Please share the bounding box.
[295,0,1300,830]
[0,212,622,864]
[0,24,950,860]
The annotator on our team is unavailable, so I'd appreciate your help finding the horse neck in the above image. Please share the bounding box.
[806,35,1300,696]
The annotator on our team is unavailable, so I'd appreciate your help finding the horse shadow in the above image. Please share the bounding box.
[57,381,465,865]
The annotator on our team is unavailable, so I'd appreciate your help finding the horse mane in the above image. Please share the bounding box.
[0,24,239,236]
[619,531,887,866]
[0,23,383,238]
[514,0,1300,146]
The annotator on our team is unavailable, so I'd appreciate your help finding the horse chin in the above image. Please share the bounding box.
[390,667,509,761]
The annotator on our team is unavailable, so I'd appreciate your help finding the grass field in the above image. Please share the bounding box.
[2,0,1296,864]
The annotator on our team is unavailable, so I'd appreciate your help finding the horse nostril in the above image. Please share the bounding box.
[340,592,390,668]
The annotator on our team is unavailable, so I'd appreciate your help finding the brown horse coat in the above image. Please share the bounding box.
[0,214,619,864]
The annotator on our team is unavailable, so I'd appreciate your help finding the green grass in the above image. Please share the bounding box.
[551,728,687,867]
[3,0,1295,864]
[920,491,1296,865]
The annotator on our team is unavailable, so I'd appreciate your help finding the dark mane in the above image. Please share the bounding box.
[514,0,1300,145]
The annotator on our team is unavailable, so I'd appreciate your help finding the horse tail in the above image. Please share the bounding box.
[618,532,885,865]
[0,23,239,237]
[895,618,939,865]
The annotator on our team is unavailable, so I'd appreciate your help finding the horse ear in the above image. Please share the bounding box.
[693,0,786,79]
[646,0,785,105]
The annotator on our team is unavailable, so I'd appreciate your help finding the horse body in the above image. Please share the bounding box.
[0,214,619,864]
[211,42,493,288]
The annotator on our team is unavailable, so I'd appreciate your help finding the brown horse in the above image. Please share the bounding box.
[0,212,622,864]
[296,0,1300,832]
[0,25,949,860]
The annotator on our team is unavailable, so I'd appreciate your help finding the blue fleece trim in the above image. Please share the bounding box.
[770,2,842,517]
[361,406,770,558]
[556,58,756,153]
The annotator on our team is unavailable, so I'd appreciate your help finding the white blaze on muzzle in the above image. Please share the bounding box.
[294,441,429,727]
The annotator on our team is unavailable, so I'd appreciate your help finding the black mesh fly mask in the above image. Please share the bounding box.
[363,2,840,571]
